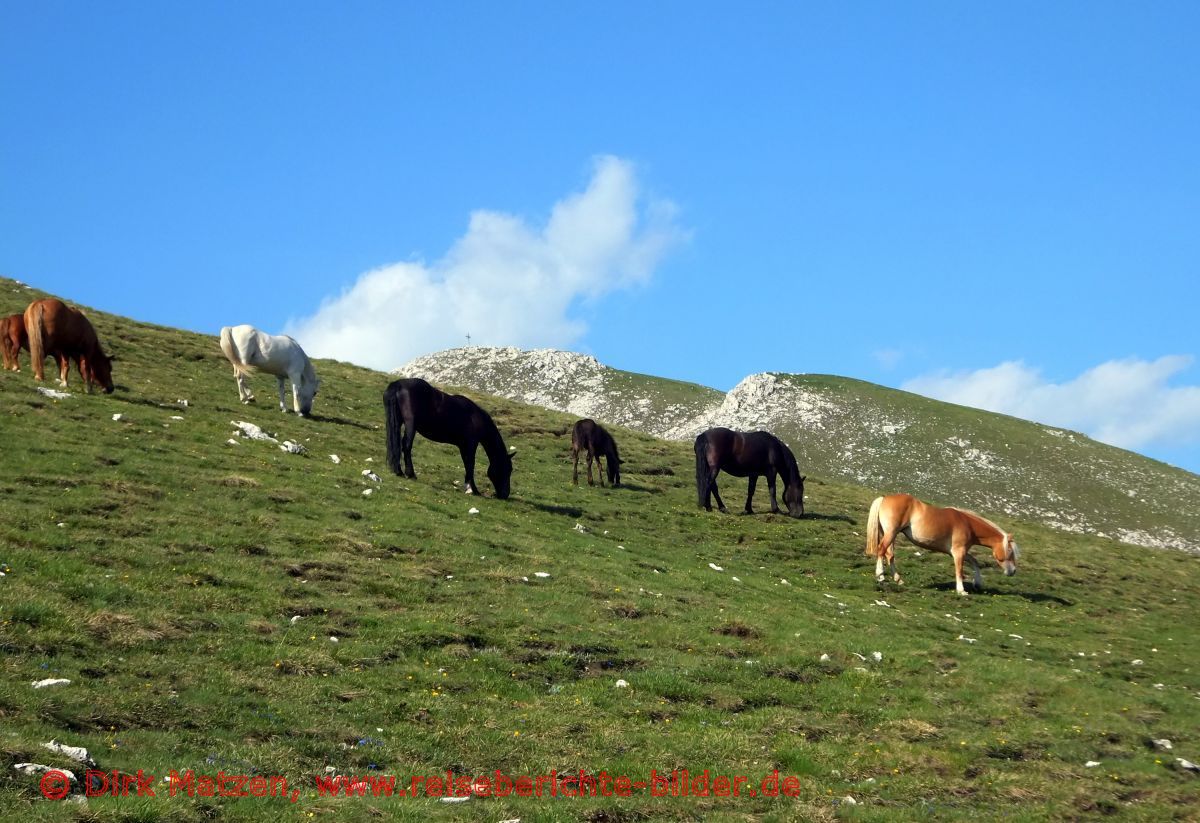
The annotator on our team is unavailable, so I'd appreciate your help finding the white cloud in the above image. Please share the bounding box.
[903,356,1200,451]
[285,156,685,370]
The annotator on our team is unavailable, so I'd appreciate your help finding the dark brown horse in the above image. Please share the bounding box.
[695,427,805,517]
[24,299,114,393]
[571,418,622,487]
[384,377,513,498]
[1,313,27,371]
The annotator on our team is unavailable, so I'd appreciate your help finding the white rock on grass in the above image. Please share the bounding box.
[1176,758,1199,772]
[872,652,883,662]
[1152,739,1173,750]
[329,454,341,464]
[362,470,381,482]
[31,678,71,689]
[361,489,373,496]
[42,741,95,766]
[1085,761,1101,768]
[290,616,302,624]
[958,635,978,644]
[232,421,277,442]
[468,507,480,515]
[615,679,629,688]
[111,413,123,421]
[440,795,470,803]
[533,572,550,578]
[708,563,723,572]
[14,762,77,781]
[280,440,307,455]
[226,438,240,446]
[36,387,71,399]
[573,523,587,533]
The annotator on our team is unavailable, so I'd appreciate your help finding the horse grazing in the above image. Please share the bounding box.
[23,299,114,393]
[219,325,319,416]
[865,493,1019,596]
[384,377,513,499]
[694,427,805,517]
[571,418,622,487]
[1,313,27,371]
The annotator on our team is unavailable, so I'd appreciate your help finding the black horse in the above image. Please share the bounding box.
[384,378,513,499]
[571,418,622,487]
[694,427,805,517]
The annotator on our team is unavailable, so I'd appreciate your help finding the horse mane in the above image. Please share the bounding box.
[948,507,1006,537]
[774,435,802,485]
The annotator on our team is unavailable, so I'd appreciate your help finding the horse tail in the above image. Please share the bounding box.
[865,496,885,557]
[694,432,710,507]
[25,302,44,368]
[570,421,582,455]
[219,327,246,375]
[384,385,406,476]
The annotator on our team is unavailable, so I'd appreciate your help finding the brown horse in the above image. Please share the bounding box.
[1,313,27,371]
[695,427,805,517]
[384,377,513,498]
[865,493,1019,595]
[571,418,622,487]
[24,299,115,393]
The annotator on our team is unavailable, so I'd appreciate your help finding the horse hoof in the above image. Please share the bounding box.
[876,574,886,583]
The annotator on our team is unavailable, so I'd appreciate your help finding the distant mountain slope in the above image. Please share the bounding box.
[397,346,1200,553]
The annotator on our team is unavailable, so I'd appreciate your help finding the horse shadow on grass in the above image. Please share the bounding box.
[924,581,1073,606]
[800,512,856,525]
[610,481,660,494]
[307,412,376,431]
[521,500,585,519]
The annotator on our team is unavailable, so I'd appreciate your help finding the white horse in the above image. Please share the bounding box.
[219,325,319,416]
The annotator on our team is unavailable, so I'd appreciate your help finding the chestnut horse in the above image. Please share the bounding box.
[384,377,513,499]
[1,313,27,371]
[571,418,621,487]
[24,299,114,393]
[695,427,805,517]
[866,493,1019,595]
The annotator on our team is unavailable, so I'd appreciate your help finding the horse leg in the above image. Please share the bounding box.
[875,530,898,583]
[597,453,607,487]
[744,475,758,514]
[586,450,595,486]
[401,419,417,479]
[965,553,984,592]
[234,367,253,403]
[710,471,728,513]
[459,443,480,495]
[276,376,288,413]
[57,354,70,388]
[767,472,780,514]
[572,447,580,486]
[952,544,969,595]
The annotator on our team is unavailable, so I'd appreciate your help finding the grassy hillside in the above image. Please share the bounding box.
[2,278,1200,821]
[398,348,1200,554]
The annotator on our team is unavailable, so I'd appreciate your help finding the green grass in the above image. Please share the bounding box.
[2,278,1199,821]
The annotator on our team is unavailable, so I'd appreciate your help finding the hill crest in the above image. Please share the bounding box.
[397,346,1200,554]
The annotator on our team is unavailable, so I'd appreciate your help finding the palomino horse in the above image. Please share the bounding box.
[219,325,319,417]
[865,493,1019,595]
[384,377,513,499]
[23,299,114,393]
[1,313,27,371]
[571,418,622,487]
[695,427,805,517]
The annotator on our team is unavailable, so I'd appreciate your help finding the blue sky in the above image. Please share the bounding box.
[3,3,1199,471]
